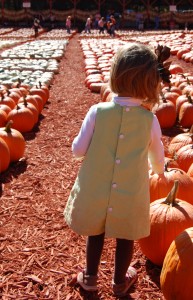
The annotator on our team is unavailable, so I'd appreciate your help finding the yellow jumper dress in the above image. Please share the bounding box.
[64,101,153,240]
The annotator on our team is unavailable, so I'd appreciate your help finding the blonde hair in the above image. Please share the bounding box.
[110,43,160,105]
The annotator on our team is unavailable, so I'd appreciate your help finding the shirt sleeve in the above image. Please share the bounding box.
[148,115,165,174]
[72,104,97,158]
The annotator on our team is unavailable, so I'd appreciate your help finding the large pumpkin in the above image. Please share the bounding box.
[139,181,193,266]
[160,227,193,300]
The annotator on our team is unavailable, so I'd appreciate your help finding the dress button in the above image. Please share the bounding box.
[112,183,117,188]
[116,159,121,164]
[108,207,113,212]
[126,107,130,112]
[119,134,124,139]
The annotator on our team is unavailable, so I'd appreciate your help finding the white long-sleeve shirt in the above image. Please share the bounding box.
[72,96,165,174]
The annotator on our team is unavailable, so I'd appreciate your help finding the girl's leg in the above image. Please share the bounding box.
[85,232,105,275]
[77,233,105,291]
[114,239,134,284]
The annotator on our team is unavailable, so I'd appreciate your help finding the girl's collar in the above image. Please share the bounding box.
[113,96,143,106]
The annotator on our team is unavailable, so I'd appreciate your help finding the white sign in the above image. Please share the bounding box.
[169,5,177,12]
[23,1,31,8]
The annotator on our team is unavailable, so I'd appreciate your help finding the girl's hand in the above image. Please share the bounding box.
[157,172,166,181]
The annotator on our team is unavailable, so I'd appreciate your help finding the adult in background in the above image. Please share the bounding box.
[66,16,72,34]
[85,17,92,34]
[94,12,101,29]
[98,17,105,34]
[107,15,116,37]
[33,17,41,38]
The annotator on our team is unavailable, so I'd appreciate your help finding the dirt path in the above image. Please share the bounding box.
[1,34,164,299]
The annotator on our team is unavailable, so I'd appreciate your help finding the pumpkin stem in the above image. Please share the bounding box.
[163,180,179,206]
[187,95,193,104]
[186,77,191,85]
[4,120,13,133]
[164,162,169,172]
[189,125,193,137]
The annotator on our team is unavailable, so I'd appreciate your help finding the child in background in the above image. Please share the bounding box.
[64,43,168,297]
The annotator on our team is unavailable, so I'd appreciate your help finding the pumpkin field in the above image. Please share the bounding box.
[1,27,193,299]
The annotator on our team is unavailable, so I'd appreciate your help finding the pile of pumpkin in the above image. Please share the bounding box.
[100,82,193,300]
[0,81,49,173]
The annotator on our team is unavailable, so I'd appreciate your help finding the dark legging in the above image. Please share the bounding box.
[85,233,134,284]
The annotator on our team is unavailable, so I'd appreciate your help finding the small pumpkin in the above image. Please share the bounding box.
[139,181,193,266]
[168,124,193,157]
[178,95,193,128]
[151,95,176,128]
[30,84,48,106]
[7,104,35,133]
[0,93,15,109]
[160,227,193,300]
[175,144,193,172]
[0,121,25,162]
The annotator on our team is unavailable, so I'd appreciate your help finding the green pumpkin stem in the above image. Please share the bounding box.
[163,180,179,206]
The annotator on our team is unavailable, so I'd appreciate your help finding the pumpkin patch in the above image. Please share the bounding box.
[1,27,193,299]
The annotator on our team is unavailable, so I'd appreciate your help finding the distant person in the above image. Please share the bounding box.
[94,12,101,29]
[66,16,72,34]
[85,17,92,34]
[155,13,160,29]
[107,15,116,37]
[33,17,41,38]
[135,11,143,30]
[98,17,105,34]
[50,13,55,29]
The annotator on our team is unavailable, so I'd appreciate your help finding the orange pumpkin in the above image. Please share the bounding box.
[168,125,193,157]
[30,85,48,106]
[0,94,16,109]
[160,227,193,300]
[175,144,193,172]
[37,82,49,101]
[7,104,35,133]
[0,136,10,173]
[0,121,25,162]
[187,162,193,179]
[0,104,11,115]
[178,96,193,128]
[0,109,7,127]
[29,94,44,113]
[149,162,193,204]
[151,96,176,129]
[139,181,193,266]
[176,93,191,115]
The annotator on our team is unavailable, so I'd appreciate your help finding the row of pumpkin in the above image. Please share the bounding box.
[80,31,193,94]
[0,81,49,173]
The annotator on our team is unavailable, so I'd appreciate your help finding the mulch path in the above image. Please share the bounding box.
[0,32,190,300]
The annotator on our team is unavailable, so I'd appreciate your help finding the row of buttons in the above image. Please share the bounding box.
[108,106,130,212]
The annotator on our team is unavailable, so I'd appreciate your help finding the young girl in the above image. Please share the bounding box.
[64,43,168,297]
